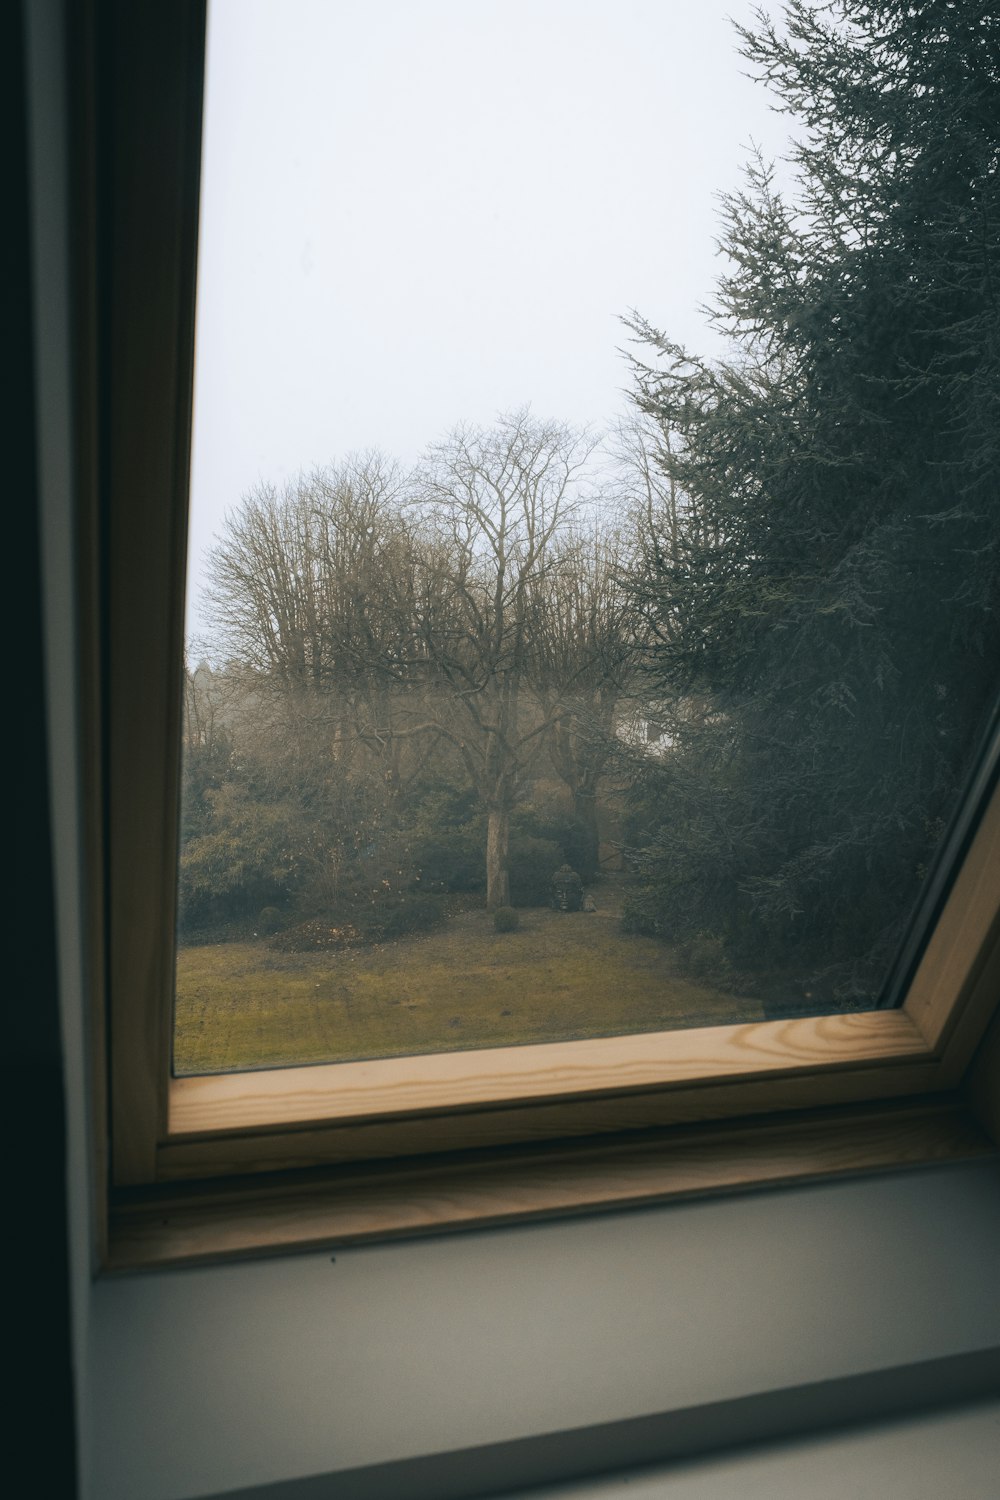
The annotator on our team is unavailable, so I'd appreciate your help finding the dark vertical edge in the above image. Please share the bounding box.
[8,0,80,1489]
[67,0,111,1270]
[105,0,206,1182]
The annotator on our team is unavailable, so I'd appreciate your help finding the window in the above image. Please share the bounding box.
[83,2,1000,1266]
[173,0,1000,1084]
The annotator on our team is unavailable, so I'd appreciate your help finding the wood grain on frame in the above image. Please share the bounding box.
[158,1059,947,1179]
[170,1008,927,1135]
[903,770,1000,1055]
[157,1009,943,1180]
[110,1099,995,1269]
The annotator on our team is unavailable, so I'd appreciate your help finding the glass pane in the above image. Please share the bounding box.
[175,0,1000,1074]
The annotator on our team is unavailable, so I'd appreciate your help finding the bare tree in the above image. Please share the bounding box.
[207,452,410,678]
[204,452,423,773]
[407,410,598,908]
[202,419,626,910]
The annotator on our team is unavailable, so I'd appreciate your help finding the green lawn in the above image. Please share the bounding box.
[174,896,764,1074]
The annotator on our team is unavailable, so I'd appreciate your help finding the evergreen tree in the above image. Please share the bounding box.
[625,0,1000,1000]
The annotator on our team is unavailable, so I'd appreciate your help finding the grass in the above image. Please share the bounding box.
[174,890,765,1074]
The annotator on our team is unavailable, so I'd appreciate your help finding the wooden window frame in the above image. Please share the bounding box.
[76,3,1000,1268]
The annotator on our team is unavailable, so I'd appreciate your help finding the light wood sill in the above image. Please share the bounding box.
[108,1095,995,1271]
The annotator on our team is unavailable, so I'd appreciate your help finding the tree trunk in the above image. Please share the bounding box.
[486,804,511,910]
[574,788,601,879]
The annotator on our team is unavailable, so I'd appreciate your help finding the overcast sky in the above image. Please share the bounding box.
[186,0,792,639]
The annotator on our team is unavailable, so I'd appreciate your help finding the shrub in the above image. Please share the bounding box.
[411,833,485,892]
[508,835,563,907]
[404,789,485,892]
[492,905,519,933]
[255,905,285,936]
[178,787,305,928]
[268,894,447,950]
[676,933,733,986]
[515,804,599,881]
[364,894,446,942]
[620,886,668,938]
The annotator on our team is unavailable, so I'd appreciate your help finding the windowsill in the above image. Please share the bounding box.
[91,1158,1000,1500]
[109,1094,993,1270]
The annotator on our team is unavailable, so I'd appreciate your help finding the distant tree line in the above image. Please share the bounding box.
[180,413,646,935]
